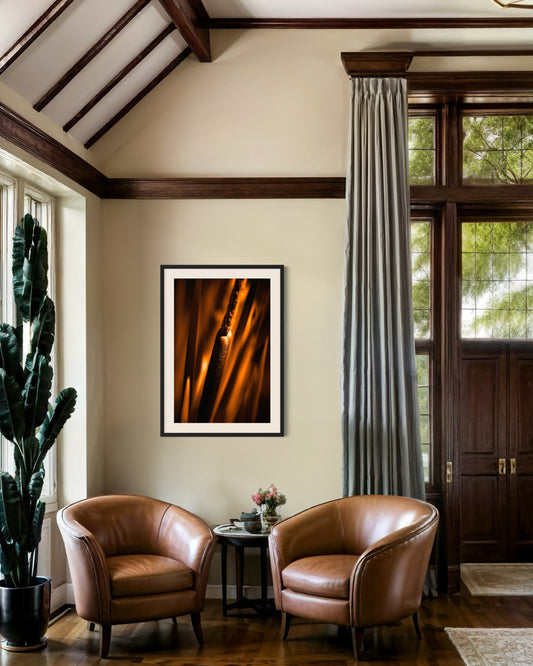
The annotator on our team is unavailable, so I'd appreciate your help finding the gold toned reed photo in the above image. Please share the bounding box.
[173,277,271,424]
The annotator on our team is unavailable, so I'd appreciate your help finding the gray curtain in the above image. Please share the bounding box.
[342,76,425,500]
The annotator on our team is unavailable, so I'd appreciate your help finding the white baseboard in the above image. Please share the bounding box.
[51,582,75,613]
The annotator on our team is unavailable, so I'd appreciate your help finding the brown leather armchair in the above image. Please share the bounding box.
[269,494,439,659]
[57,494,216,658]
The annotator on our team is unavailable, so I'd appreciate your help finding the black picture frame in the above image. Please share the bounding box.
[161,265,284,436]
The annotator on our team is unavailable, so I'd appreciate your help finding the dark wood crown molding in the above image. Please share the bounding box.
[0,102,106,197]
[342,51,533,95]
[207,17,533,29]
[101,177,346,199]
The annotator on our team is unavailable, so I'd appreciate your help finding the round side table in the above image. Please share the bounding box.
[213,524,275,616]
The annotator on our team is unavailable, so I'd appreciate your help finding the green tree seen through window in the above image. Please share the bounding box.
[408,117,435,185]
[462,221,533,338]
[463,115,533,184]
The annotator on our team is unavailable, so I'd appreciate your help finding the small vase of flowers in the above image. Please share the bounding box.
[251,484,287,531]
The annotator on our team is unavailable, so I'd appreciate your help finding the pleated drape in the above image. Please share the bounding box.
[342,77,425,500]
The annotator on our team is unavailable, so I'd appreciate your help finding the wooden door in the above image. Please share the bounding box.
[458,349,508,562]
[509,351,533,560]
[458,347,533,562]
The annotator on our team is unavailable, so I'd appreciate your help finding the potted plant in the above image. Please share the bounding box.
[0,214,77,651]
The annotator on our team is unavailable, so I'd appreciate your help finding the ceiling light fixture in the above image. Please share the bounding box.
[492,0,533,8]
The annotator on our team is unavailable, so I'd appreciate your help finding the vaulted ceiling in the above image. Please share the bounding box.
[2,0,533,150]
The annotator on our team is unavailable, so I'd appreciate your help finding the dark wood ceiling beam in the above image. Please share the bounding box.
[63,23,176,133]
[208,17,533,29]
[0,102,106,197]
[159,0,211,62]
[34,0,151,112]
[102,177,346,199]
[0,0,77,75]
[84,47,191,149]
[341,51,533,94]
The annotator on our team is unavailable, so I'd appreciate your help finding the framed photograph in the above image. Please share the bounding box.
[161,265,284,436]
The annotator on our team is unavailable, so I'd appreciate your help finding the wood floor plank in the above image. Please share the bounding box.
[1,587,532,664]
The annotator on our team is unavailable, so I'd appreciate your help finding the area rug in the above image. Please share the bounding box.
[461,563,533,596]
[445,628,533,665]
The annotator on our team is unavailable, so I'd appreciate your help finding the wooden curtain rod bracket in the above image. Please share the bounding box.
[341,52,414,76]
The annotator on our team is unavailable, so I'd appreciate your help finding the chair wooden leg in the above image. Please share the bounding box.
[413,611,422,639]
[171,616,177,624]
[88,621,95,631]
[351,627,364,660]
[99,624,111,659]
[281,612,292,640]
[191,612,204,645]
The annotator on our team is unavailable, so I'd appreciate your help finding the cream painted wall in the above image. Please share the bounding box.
[93,27,533,177]
[102,198,344,523]
[96,27,533,526]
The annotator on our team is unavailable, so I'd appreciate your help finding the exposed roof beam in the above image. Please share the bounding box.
[0,0,76,75]
[34,0,151,112]
[159,0,211,62]
[63,23,176,133]
[84,47,191,148]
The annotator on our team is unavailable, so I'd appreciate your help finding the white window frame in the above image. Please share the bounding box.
[0,170,57,508]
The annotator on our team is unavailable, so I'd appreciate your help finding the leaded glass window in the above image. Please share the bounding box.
[462,221,533,338]
[409,116,435,185]
[463,115,533,184]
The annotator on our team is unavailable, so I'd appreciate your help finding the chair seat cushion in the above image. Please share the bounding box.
[282,554,359,599]
[107,554,194,597]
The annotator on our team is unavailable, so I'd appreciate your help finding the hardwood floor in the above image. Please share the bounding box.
[2,587,533,665]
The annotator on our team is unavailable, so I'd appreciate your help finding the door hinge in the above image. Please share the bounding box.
[446,461,452,484]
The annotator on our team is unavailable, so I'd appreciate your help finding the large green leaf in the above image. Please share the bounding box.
[36,388,77,467]
[30,297,55,362]
[28,467,44,505]
[0,473,25,544]
[0,324,23,386]
[0,369,25,443]
[23,354,53,435]
[12,216,48,322]
[27,500,45,552]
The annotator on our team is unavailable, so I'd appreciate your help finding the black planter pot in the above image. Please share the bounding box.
[0,576,51,651]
